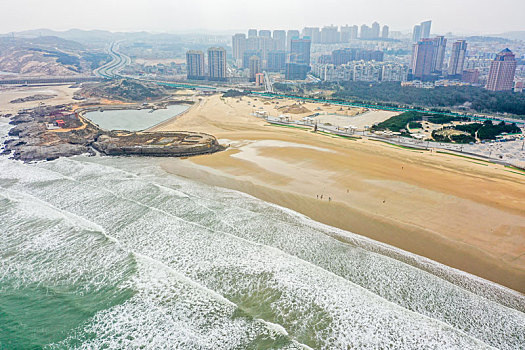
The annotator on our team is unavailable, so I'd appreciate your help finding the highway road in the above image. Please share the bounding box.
[93,42,131,79]
[263,71,273,93]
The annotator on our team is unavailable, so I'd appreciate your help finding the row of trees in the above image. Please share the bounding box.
[372,111,467,133]
[298,82,525,117]
[456,120,521,140]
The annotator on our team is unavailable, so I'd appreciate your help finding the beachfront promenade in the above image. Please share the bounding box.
[261,113,525,168]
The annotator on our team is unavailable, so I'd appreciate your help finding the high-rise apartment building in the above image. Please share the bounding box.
[207,47,227,81]
[273,30,287,51]
[286,30,300,51]
[486,48,517,91]
[420,20,432,39]
[249,55,261,81]
[287,37,311,80]
[258,30,271,38]
[285,63,310,80]
[431,36,447,73]
[371,22,380,38]
[257,36,273,62]
[412,20,431,43]
[246,37,258,51]
[232,33,246,62]
[267,50,286,72]
[332,49,356,65]
[412,25,421,43]
[448,40,467,77]
[361,24,371,39]
[303,27,321,43]
[186,50,205,80]
[340,25,354,43]
[350,25,359,40]
[411,39,436,80]
[290,37,311,66]
[243,50,261,69]
[381,25,389,39]
[321,26,340,43]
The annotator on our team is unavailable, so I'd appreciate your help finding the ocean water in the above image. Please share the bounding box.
[83,104,189,131]
[1,117,524,349]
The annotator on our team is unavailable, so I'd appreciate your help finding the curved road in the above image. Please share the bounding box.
[94,42,131,79]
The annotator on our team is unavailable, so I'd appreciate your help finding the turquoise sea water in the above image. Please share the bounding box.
[84,104,189,131]
[0,117,524,349]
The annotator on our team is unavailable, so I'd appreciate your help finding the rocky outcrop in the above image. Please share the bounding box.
[4,142,93,162]
[2,105,223,162]
[92,131,223,157]
[10,94,57,104]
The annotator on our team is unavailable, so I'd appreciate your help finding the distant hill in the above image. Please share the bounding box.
[465,36,513,43]
[81,79,172,102]
[489,31,525,42]
[0,36,109,77]
[0,29,122,48]
[0,29,187,47]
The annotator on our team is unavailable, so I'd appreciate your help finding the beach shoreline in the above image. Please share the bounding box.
[155,93,525,294]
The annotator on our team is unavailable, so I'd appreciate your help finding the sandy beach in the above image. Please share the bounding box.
[152,93,525,293]
[0,84,80,114]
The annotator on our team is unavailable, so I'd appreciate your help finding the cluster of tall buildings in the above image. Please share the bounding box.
[186,20,519,91]
[410,34,517,91]
[232,29,312,80]
[410,37,467,80]
[313,62,408,83]
[186,47,227,81]
[302,23,389,43]
[231,24,392,81]
[360,22,389,40]
[409,19,518,91]
[327,48,384,65]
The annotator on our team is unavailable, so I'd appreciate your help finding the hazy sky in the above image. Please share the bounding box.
[3,0,525,35]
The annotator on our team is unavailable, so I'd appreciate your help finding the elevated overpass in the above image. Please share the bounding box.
[0,76,105,85]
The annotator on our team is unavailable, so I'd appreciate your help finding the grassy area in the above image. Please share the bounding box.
[504,170,525,177]
[505,165,525,173]
[266,123,311,130]
[370,139,426,152]
[372,111,468,134]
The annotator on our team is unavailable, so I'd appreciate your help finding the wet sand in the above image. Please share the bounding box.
[154,93,525,294]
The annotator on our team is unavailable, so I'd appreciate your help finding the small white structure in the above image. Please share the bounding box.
[278,114,290,122]
[255,110,268,118]
[343,125,357,134]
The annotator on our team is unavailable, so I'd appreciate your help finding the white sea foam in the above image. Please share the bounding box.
[1,153,524,349]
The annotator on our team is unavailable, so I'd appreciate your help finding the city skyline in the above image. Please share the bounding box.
[2,0,525,35]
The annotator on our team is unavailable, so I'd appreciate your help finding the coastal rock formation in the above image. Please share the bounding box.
[93,131,222,157]
[10,94,57,104]
[81,79,172,102]
[2,104,223,162]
